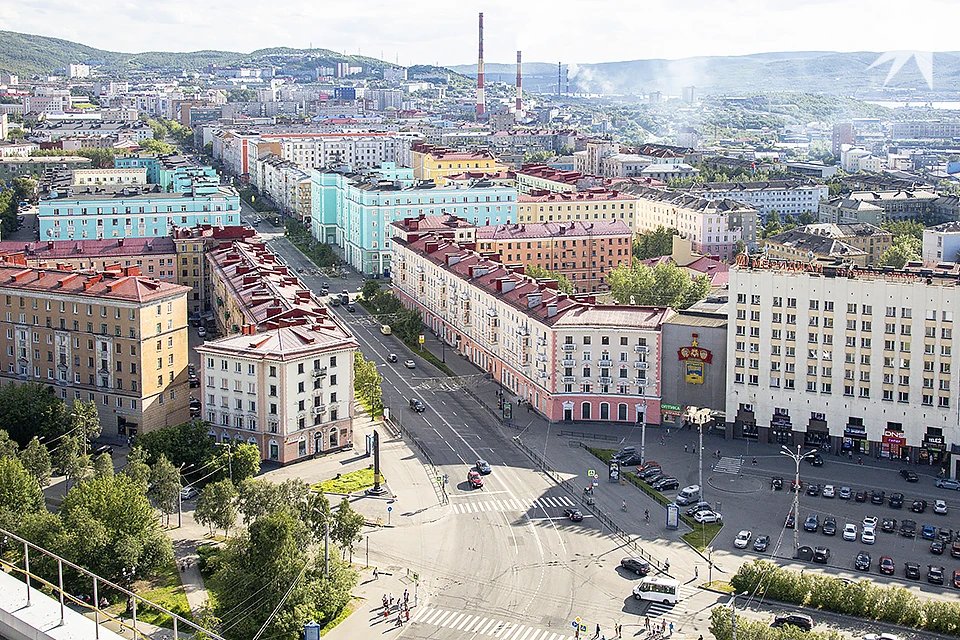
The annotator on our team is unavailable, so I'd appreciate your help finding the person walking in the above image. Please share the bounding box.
[389,593,394,609]
[403,589,409,605]
[684,444,688,453]
[595,624,601,638]
[695,565,699,579]
[373,567,379,580]
[644,616,650,631]
[668,621,674,636]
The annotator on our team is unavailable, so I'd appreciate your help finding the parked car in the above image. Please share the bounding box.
[753,535,770,552]
[613,446,638,461]
[804,514,819,532]
[685,502,713,517]
[952,541,960,559]
[871,490,886,505]
[790,478,803,492]
[930,540,945,555]
[904,562,921,579]
[912,499,928,513]
[806,483,821,497]
[855,551,872,571]
[734,530,753,549]
[928,565,945,585]
[863,516,878,529]
[638,466,663,481]
[954,570,960,588]
[937,478,960,490]
[564,507,583,522]
[935,499,949,515]
[862,527,876,545]
[855,489,868,502]
[694,510,723,524]
[881,518,897,533]
[889,493,904,509]
[466,470,483,488]
[197,326,207,337]
[785,512,796,529]
[938,528,954,543]
[619,557,650,576]
[409,398,426,413]
[900,469,920,482]
[475,460,492,474]
[842,523,858,541]
[771,477,784,490]
[822,485,836,498]
[839,486,852,500]
[900,519,918,537]
[771,613,813,631]
[652,477,680,492]
[180,486,199,500]
[93,444,113,456]
[823,517,838,536]
[920,524,935,540]
[812,547,831,563]
[879,556,895,575]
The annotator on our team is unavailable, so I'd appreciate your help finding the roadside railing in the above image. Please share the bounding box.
[395,419,448,505]
[512,436,666,574]
[558,430,622,442]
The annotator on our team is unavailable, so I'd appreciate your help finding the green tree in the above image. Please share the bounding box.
[7,127,25,140]
[123,446,151,489]
[0,429,19,458]
[632,226,677,260]
[195,479,238,538]
[226,88,257,103]
[136,420,219,471]
[148,454,181,526]
[353,351,383,417]
[361,279,381,300]
[69,399,101,456]
[53,434,90,488]
[0,456,44,516]
[881,220,924,242]
[607,261,711,309]
[331,497,365,560]
[93,452,114,478]
[19,436,51,486]
[140,138,176,155]
[219,443,260,483]
[524,264,575,294]
[880,236,922,269]
[11,176,36,203]
[0,382,68,446]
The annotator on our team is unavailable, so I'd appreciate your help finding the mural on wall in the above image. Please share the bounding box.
[677,333,712,385]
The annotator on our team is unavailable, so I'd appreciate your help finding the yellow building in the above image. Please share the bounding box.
[516,188,640,225]
[0,262,191,437]
[410,143,507,184]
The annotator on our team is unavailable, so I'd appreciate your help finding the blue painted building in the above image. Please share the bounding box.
[311,163,515,276]
[38,184,241,240]
[115,153,218,192]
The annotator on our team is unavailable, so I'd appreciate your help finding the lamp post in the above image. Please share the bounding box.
[640,399,647,465]
[780,444,816,554]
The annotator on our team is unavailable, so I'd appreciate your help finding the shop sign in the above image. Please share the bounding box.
[844,426,867,437]
[661,404,682,412]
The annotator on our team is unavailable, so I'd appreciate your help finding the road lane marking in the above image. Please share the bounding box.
[425,609,445,624]
[495,623,514,638]
[519,627,536,640]
[412,607,431,622]
[445,613,465,628]
[473,617,490,633]
[434,611,452,626]
[457,614,475,630]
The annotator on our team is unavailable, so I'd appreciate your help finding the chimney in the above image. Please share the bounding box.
[118,238,124,247]
[515,51,522,122]
[476,12,486,120]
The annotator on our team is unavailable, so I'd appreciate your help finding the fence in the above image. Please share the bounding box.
[512,436,666,574]
[395,419,448,505]
[558,430,622,442]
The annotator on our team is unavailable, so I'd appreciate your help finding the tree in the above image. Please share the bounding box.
[331,497,365,560]
[195,479,238,538]
[11,177,36,204]
[361,279,381,300]
[0,456,44,516]
[0,382,68,447]
[53,434,90,488]
[881,220,924,242]
[136,420,219,471]
[608,261,712,309]
[19,436,51,486]
[148,454,181,526]
[139,139,176,155]
[353,351,383,417]
[524,264,575,294]
[632,226,678,260]
[93,452,114,478]
[880,236,922,269]
[220,443,260,483]
[123,446,151,489]
[69,400,101,456]
[0,429,19,458]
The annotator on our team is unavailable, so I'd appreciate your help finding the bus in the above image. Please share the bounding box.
[632,576,679,604]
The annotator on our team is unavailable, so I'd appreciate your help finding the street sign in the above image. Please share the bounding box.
[418,334,425,344]
[412,572,419,581]
[436,476,442,484]
[575,618,581,624]
[387,506,393,512]
[587,470,596,477]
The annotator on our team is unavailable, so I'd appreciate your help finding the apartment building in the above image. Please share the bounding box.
[891,121,960,140]
[515,189,640,227]
[922,221,960,264]
[762,229,869,267]
[72,168,147,187]
[619,186,758,261]
[686,180,829,220]
[793,223,893,266]
[252,154,309,216]
[196,322,358,464]
[819,190,942,225]
[312,165,515,276]
[0,156,92,183]
[38,183,241,240]
[30,120,153,142]
[392,233,670,423]
[727,257,960,475]
[409,143,508,183]
[0,238,178,282]
[0,263,190,437]
[475,220,633,292]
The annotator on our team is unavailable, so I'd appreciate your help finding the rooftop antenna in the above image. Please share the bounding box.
[476,12,486,120]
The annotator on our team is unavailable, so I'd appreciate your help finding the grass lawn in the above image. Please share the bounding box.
[320,596,360,636]
[111,559,193,628]
[681,522,724,551]
[312,467,381,494]
[702,581,735,593]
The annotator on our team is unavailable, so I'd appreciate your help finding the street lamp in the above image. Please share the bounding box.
[640,399,647,465]
[780,444,816,555]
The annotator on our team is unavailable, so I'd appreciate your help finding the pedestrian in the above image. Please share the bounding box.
[660,435,665,445]
[595,624,601,639]
[669,621,674,636]
[645,616,650,631]
[403,588,409,604]
[396,612,403,627]
[405,608,410,622]
[382,594,388,609]
[692,445,696,455]
[699,635,704,640]
[695,566,698,579]
[373,567,378,580]
[575,627,580,640]
[684,444,688,453]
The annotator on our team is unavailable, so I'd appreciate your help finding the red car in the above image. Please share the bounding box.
[790,479,803,492]
[953,569,960,588]
[879,556,895,575]
[467,470,484,489]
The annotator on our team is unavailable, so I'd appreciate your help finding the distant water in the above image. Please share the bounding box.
[866,101,960,109]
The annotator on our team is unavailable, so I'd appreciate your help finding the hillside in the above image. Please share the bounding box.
[449,51,960,95]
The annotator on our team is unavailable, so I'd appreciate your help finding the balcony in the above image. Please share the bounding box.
[311,405,327,416]
[635,345,649,353]
[599,377,612,385]
[635,362,649,369]
[598,359,612,367]
[562,344,576,352]
[562,376,576,383]
[562,359,575,367]
[312,367,328,378]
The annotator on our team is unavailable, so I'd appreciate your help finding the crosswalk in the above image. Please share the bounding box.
[714,456,742,474]
[450,495,576,515]
[411,607,578,639]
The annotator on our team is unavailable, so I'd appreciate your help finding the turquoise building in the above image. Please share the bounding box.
[115,153,218,193]
[311,163,515,276]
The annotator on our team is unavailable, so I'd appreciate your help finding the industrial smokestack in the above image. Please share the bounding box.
[557,62,561,96]
[515,50,522,121]
[476,12,486,120]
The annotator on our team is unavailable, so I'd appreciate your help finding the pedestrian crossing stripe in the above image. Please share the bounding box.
[450,495,576,514]
[410,607,578,639]
[714,456,742,474]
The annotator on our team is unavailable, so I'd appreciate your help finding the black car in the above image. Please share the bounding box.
[807,454,824,467]
[899,519,917,537]
[871,490,886,505]
[931,540,945,555]
[855,489,868,503]
[642,472,664,485]
[889,493,904,508]
[613,446,638,461]
[564,508,583,522]
[905,561,921,579]
[806,484,821,497]
[771,614,813,632]
[620,557,650,576]
[346,303,356,312]
[771,477,784,490]
[409,398,426,413]
[822,517,838,536]
[639,466,663,481]
[812,547,830,564]
[928,565,945,584]
[785,512,796,529]
[189,376,200,388]
[912,499,928,513]
[804,514,819,532]
[619,454,644,466]
[855,551,871,571]
[881,518,897,533]
[652,477,680,492]
[753,535,770,552]
[900,469,920,483]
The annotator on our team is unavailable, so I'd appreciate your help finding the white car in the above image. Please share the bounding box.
[842,523,858,541]
[734,530,752,548]
[863,634,900,640]
[694,510,723,524]
[180,486,199,500]
[861,526,876,545]
[862,516,878,530]
[822,485,835,498]
[934,499,949,515]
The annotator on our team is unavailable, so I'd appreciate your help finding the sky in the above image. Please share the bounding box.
[1,0,957,67]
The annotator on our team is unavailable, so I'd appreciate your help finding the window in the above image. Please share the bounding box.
[883,389,894,401]
[848,304,857,314]
[901,308,912,319]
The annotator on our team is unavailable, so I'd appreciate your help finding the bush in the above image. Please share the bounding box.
[196,543,222,578]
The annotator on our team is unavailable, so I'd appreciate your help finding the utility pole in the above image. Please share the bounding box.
[781,444,814,555]
[640,399,647,465]
[324,519,330,577]
[731,593,737,640]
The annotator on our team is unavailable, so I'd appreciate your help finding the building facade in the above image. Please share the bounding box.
[410,144,507,183]
[727,257,960,476]
[687,180,829,220]
[923,221,960,264]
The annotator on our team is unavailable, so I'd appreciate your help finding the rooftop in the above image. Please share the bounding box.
[617,185,757,214]
[690,179,822,192]
[0,263,189,303]
[764,228,866,258]
[520,188,638,203]
[410,143,497,161]
[197,324,357,360]
[476,220,632,240]
[0,237,176,260]
[799,223,891,238]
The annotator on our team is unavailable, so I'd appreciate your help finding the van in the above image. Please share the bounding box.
[675,485,701,506]
[380,325,392,335]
